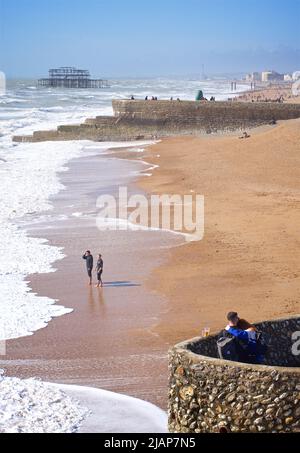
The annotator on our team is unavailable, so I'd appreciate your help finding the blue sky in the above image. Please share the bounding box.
[0,0,299,77]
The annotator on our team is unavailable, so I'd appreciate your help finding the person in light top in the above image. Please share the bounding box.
[95,254,104,288]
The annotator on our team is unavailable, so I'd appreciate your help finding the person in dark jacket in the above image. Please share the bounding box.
[224,311,264,364]
[82,250,93,286]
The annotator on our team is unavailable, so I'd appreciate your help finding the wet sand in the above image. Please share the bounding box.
[3,148,182,409]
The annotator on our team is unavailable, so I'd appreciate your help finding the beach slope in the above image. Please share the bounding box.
[139,118,300,342]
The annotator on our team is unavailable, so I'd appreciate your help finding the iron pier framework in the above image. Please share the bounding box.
[38,67,109,88]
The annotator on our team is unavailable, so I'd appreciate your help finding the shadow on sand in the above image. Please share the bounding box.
[103,281,141,288]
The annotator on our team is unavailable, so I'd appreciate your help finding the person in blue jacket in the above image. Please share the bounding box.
[225,312,264,364]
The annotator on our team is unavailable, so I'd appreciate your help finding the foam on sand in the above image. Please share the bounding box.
[0,371,89,433]
[49,383,168,433]
[0,373,167,433]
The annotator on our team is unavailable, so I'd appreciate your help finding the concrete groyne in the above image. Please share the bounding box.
[13,100,300,143]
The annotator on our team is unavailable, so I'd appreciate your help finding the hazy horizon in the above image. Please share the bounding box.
[1,0,299,78]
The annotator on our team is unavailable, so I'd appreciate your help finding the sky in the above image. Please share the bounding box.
[0,0,299,78]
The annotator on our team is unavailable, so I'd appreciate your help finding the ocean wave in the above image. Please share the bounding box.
[0,141,85,341]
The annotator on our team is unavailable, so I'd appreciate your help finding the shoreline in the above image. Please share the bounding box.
[3,115,300,419]
[3,141,180,410]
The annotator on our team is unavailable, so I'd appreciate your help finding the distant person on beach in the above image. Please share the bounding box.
[95,254,104,288]
[145,96,148,100]
[82,250,94,286]
[130,96,135,100]
[217,311,266,364]
[239,131,250,139]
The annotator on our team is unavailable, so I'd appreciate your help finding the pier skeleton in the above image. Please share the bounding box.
[38,67,109,89]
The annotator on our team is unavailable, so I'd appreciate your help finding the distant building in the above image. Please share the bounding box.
[245,72,261,82]
[38,67,109,89]
[261,70,284,82]
[284,74,293,82]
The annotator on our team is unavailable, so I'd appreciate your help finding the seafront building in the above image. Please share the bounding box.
[246,70,290,83]
[261,70,284,82]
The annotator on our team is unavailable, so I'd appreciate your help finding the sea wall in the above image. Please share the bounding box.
[169,316,300,433]
[13,100,300,143]
[113,100,300,130]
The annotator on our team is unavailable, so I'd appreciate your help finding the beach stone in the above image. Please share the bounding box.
[179,386,195,401]
[175,366,185,377]
[253,394,264,401]
[254,417,264,425]
[285,417,294,425]
[266,407,275,415]
[295,407,300,417]
[226,393,236,403]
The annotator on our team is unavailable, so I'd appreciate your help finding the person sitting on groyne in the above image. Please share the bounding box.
[217,311,267,364]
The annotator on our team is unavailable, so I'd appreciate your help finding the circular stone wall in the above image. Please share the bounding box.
[168,316,300,433]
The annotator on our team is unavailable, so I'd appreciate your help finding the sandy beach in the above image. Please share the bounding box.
[236,83,300,103]
[135,118,300,343]
[3,117,300,413]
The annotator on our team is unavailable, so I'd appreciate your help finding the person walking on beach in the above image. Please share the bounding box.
[82,250,93,286]
[95,254,104,288]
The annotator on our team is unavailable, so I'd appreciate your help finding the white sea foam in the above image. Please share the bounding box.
[0,141,87,340]
[0,373,167,433]
[96,216,196,242]
[0,372,89,433]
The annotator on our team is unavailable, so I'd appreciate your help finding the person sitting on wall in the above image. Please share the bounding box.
[217,312,265,364]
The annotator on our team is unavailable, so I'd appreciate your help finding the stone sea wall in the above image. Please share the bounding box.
[169,316,300,433]
[13,100,300,143]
